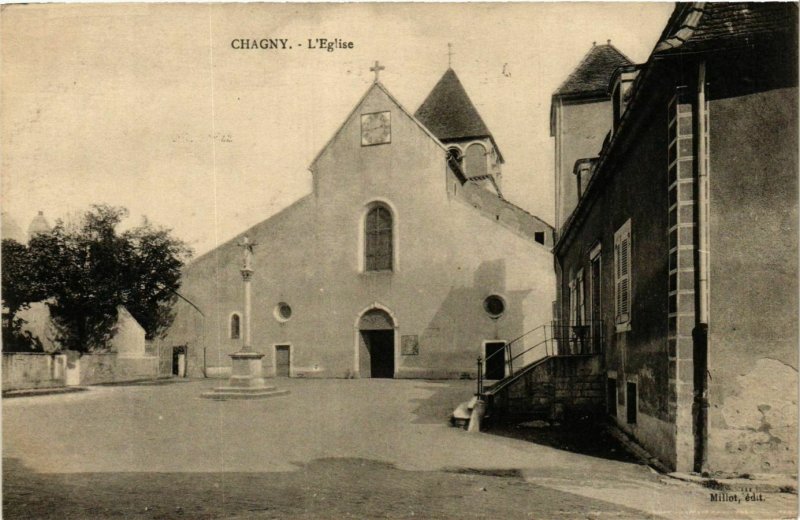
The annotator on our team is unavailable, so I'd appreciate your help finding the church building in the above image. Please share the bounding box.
[159,66,555,379]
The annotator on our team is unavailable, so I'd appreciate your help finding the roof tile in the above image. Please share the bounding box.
[415,68,493,141]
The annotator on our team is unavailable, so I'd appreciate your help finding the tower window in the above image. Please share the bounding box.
[365,205,393,271]
[465,143,488,177]
[534,232,545,244]
[447,147,462,164]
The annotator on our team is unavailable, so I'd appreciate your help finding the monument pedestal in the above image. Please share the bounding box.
[201,350,289,401]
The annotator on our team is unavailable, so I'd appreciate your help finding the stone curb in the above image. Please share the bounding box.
[667,472,797,495]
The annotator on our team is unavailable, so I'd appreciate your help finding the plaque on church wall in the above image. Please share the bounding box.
[361,111,391,146]
[401,335,419,356]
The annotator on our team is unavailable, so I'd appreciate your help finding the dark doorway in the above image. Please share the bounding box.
[607,377,617,417]
[172,346,187,377]
[484,342,506,380]
[275,345,290,377]
[362,330,394,378]
[626,382,637,424]
[358,308,395,378]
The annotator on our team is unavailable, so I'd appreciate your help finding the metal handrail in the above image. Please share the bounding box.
[476,320,604,396]
[481,322,550,365]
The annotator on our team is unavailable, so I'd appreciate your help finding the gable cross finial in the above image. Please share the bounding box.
[370,60,385,82]
[448,43,454,68]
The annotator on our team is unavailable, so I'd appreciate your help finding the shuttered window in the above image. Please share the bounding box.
[576,269,585,326]
[614,219,632,331]
[365,206,393,271]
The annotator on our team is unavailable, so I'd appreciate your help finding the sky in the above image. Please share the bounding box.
[1,2,675,256]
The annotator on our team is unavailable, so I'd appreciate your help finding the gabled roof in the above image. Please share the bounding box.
[655,2,797,55]
[553,43,633,99]
[310,81,446,170]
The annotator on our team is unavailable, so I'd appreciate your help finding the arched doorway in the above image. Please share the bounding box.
[358,308,395,378]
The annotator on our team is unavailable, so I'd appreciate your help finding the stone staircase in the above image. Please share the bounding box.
[451,322,606,430]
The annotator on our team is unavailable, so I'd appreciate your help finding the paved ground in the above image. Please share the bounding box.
[3,378,796,519]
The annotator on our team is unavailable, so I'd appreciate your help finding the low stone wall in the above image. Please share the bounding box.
[77,353,159,385]
[2,352,67,391]
[491,355,604,422]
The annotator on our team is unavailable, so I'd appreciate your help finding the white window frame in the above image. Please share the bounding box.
[463,141,490,177]
[576,268,585,326]
[589,243,602,342]
[614,219,632,332]
[568,278,576,327]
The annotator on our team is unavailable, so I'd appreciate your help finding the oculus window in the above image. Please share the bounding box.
[483,295,506,319]
[274,302,292,322]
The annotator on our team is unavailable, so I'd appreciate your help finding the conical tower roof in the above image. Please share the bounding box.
[415,68,494,142]
[554,43,633,98]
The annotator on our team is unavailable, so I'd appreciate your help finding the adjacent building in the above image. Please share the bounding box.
[553,2,797,474]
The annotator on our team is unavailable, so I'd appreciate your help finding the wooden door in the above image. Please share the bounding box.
[172,346,186,377]
[364,330,394,378]
[275,345,291,377]
[484,342,506,380]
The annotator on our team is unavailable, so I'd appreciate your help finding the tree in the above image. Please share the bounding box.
[24,205,191,353]
[1,239,47,351]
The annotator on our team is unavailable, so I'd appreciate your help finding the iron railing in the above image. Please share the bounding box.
[476,320,604,396]
[551,319,605,356]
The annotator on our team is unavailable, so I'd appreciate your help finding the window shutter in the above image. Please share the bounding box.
[614,220,631,328]
[622,229,630,319]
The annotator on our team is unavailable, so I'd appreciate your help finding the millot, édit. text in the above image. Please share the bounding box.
[709,490,766,503]
[230,38,354,52]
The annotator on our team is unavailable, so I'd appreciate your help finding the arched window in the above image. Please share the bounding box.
[465,143,488,177]
[365,205,393,271]
[230,313,241,339]
[447,147,462,166]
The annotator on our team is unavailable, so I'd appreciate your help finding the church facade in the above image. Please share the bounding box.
[160,68,554,379]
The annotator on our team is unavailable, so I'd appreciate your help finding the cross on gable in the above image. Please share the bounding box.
[448,43,454,68]
[370,60,385,82]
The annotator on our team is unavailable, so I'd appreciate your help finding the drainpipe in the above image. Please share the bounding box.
[694,59,709,473]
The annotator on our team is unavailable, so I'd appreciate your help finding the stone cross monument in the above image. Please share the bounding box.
[201,236,288,400]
